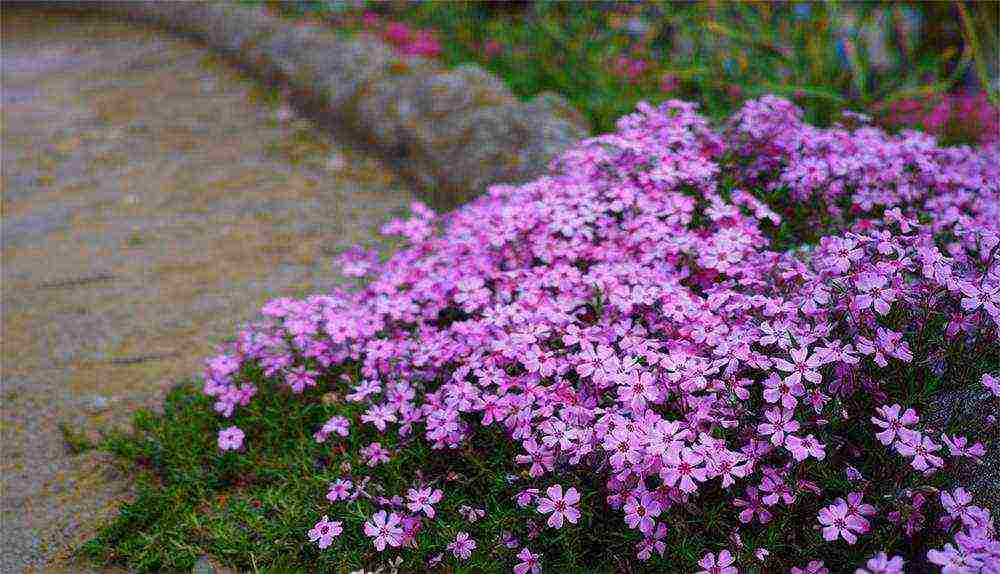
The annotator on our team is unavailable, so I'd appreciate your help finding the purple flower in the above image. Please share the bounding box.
[363,510,403,551]
[307,515,342,549]
[217,426,244,451]
[536,484,581,529]
[447,531,476,560]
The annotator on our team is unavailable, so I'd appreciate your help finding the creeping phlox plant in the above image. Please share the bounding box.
[204,96,999,572]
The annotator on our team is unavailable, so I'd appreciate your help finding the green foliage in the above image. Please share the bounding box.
[260,1,998,135]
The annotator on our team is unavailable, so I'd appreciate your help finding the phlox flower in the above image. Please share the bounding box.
[942,434,985,460]
[927,543,984,574]
[894,433,943,471]
[757,408,800,446]
[405,487,442,518]
[624,489,662,535]
[363,510,403,551]
[762,372,804,409]
[818,500,867,544]
[785,434,825,461]
[855,552,904,574]
[695,550,737,574]
[773,347,824,386]
[361,442,391,467]
[314,415,350,443]
[458,504,485,523]
[536,484,581,529]
[660,447,707,493]
[983,373,1000,397]
[326,479,352,502]
[217,426,244,451]
[870,404,918,446]
[791,561,829,574]
[447,531,475,560]
[635,523,668,561]
[307,515,342,549]
[733,487,772,524]
[854,272,896,316]
[514,547,541,574]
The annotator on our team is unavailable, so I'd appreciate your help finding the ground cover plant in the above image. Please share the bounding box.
[258,1,999,141]
[86,95,999,572]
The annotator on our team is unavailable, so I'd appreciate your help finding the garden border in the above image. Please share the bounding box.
[32,1,590,209]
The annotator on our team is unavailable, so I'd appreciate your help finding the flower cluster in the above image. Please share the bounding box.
[205,96,998,571]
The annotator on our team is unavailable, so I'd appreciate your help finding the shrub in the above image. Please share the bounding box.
[96,97,999,572]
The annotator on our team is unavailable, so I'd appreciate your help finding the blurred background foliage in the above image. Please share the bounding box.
[256,1,999,143]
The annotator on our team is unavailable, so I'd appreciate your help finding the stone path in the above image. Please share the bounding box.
[2,11,415,573]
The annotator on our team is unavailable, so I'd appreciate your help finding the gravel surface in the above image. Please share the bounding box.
[2,11,414,572]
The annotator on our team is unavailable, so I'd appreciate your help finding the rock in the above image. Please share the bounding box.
[923,385,1000,516]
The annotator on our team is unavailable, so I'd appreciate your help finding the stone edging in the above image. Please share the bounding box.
[40,1,591,209]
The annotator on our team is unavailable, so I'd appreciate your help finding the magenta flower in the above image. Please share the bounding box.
[326,479,352,502]
[514,547,541,574]
[733,487,772,524]
[307,515,342,549]
[363,510,403,551]
[773,347,824,386]
[447,531,476,560]
[762,372,804,409]
[406,487,442,518]
[361,442,391,467]
[818,500,867,544]
[982,373,1000,397]
[870,404,918,445]
[536,484,581,529]
[660,447,708,494]
[624,490,662,535]
[791,561,829,574]
[894,433,943,471]
[757,408,800,446]
[785,434,825,462]
[217,426,244,451]
[855,552,904,574]
[314,415,350,443]
[695,550,737,574]
[854,272,896,316]
[927,543,984,573]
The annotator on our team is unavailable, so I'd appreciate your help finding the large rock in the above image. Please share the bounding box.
[923,385,1000,516]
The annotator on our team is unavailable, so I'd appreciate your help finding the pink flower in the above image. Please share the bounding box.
[854,272,896,315]
[927,543,984,573]
[326,479,352,502]
[314,415,350,443]
[757,408,800,446]
[982,373,1000,398]
[695,550,738,574]
[785,434,825,461]
[514,547,541,574]
[406,487,442,518]
[361,442,391,467]
[624,490,662,535]
[660,447,708,493]
[536,484,581,529]
[855,552,904,574]
[733,486,772,524]
[217,426,244,451]
[447,531,476,560]
[894,433,943,471]
[817,500,867,544]
[870,404,918,446]
[307,515,342,549]
[791,561,829,574]
[773,347,824,386]
[363,510,403,551]
[762,372,804,408]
